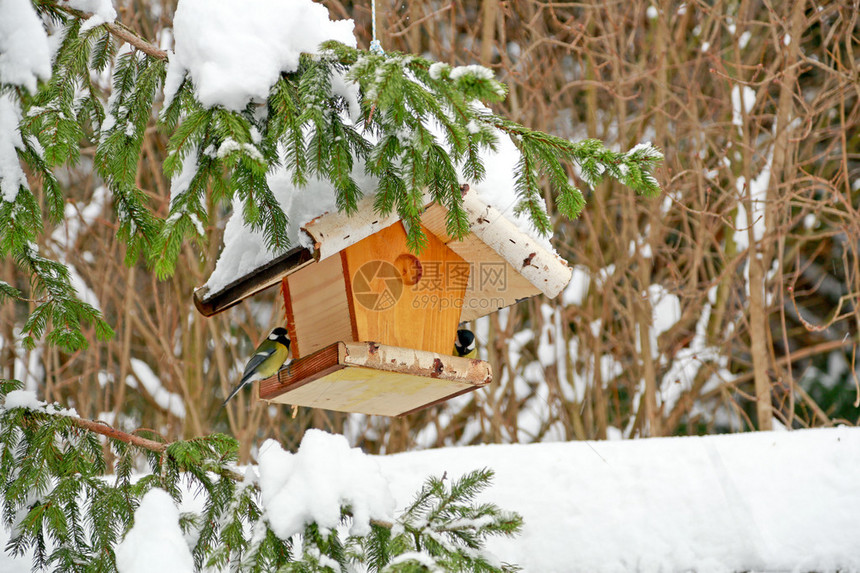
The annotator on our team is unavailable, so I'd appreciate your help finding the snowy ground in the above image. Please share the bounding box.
[1,427,858,572]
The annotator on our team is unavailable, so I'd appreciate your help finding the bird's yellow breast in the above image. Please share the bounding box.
[259,343,290,378]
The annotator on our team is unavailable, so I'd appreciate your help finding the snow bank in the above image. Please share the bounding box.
[167,0,355,111]
[378,427,860,572]
[115,488,194,573]
[0,428,858,571]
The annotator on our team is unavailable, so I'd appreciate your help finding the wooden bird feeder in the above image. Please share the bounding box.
[193,189,572,417]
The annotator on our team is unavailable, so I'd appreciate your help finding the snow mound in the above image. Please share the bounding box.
[1,427,859,571]
[115,488,194,573]
[257,429,396,539]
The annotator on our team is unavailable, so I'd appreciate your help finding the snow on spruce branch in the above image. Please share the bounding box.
[0,383,522,572]
[0,0,119,351]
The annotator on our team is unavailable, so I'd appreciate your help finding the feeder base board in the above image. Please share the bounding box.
[258,341,492,417]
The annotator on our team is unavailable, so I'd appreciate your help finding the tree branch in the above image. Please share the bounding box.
[47,2,168,60]
[71,415,168,452]
[107,23,168,60]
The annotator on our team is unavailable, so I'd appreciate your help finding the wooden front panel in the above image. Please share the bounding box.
[342,223,467,355]
[283,255,354,359]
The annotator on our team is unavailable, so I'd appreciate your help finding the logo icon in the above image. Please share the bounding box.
[352,260,404,311]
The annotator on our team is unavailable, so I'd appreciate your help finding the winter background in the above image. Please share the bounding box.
[2,0,859,570]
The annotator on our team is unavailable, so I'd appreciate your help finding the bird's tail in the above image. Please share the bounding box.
[220,389,238,410]
[220,376,250,410]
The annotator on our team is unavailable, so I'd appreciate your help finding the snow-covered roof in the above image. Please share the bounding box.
[162,0,570,318]
[194,114,573,318]
[200,123,559,294]
[194,186,572,319]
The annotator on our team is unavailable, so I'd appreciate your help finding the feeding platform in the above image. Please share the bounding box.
[259,341,492,417]
[194,189,572,416]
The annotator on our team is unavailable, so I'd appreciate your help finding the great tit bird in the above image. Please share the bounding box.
[453,329,477,359]
[222,327,291,407]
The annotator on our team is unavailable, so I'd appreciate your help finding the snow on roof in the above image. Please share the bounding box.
[165,0,356,111]
[202,160,368,295]
[203,130,557,296]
